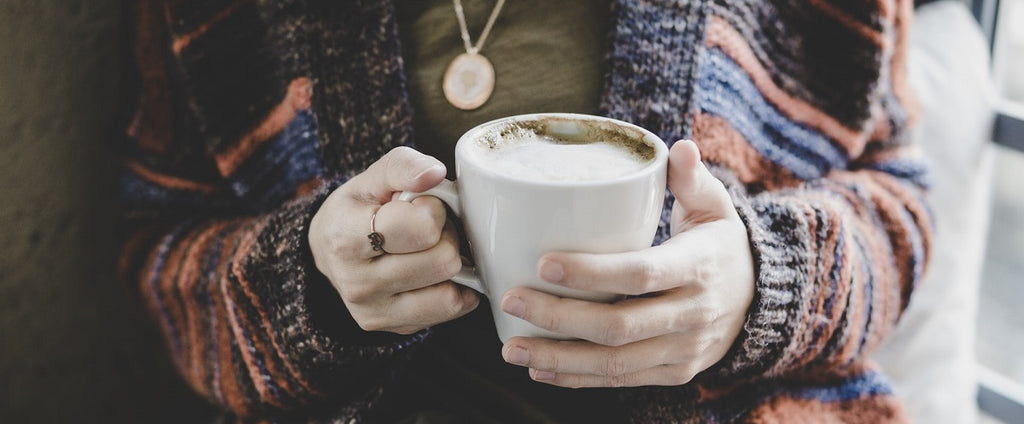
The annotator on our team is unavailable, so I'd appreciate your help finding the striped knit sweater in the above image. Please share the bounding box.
[119,0,932,422]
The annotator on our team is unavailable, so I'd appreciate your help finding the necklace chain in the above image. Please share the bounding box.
[453,0,506,55]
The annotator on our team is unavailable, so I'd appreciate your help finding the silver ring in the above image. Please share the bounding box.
[368,210,385,253]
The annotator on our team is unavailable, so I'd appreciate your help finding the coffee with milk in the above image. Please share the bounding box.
[463,119,658,182]
[400,114,668,342]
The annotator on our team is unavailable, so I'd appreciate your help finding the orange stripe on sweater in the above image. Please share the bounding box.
[228,264,311,403]
[215,226,251,416]
[213,77,313,177]
[127,161,218,193]
[178,222,232,400]
[170,0,252,54]
[806,0,889,49]
[792,200,822,369]
[829,172,907,358]
[808,202,850,367]
[705,16,869,157]
[156,228,197,372]
[139,233,178,365]
[293,177,325,199]
[220,231,289,409]
[890,0,919,127]
[870,170,932,310]
[829,175,891,364]
[747,387,910,423]
[693,111,802,190]
[227,222,322,398]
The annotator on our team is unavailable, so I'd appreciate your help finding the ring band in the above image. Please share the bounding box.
[368,210,385,253]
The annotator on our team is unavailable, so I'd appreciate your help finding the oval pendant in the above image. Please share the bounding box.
[442,52,495,111]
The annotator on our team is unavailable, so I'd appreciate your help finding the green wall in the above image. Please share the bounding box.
[0,1,212,421]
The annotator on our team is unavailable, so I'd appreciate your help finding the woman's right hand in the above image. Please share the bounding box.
[309,147,480,335]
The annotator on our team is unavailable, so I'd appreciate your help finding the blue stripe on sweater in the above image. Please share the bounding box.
[148,222,194,360]
[695,48,849,180]
[703,369,894,419]
[788,369,893,401]
[230,110,323,212]
[866,158,930,188]
[226,296,294,406]
[118,173,216,210]
[854,232,875,358]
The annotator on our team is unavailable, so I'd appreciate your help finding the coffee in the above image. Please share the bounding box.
[466,119,656,182]
[402,113,669,341]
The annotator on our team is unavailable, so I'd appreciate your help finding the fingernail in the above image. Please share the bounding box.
[539,260,564,283]
[531,370,556,382]
[502,295,526,318]
[504,346,529,366]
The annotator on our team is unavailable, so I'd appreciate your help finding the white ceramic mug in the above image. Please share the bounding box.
[399,113,668,342]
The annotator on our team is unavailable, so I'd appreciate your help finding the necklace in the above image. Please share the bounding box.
[442,0,506,110]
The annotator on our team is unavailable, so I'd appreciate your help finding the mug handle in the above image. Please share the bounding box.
[397,180,486,295]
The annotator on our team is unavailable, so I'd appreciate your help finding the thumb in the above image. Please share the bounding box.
[667,140,735,226]
[350,146,447,203]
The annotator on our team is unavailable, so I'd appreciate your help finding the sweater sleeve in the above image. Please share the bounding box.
[708,153,932,380]
[120,172,426,418]
[694,0,932,381]
[118,0,425,419]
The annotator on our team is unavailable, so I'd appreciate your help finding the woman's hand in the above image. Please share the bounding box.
[309,147,479,335]
[499,140,755,387]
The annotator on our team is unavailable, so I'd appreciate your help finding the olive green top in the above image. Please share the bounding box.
[395,0,611,176]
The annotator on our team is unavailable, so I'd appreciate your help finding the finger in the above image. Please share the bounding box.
[501,287,703,346]
[363,222,464,294]
[345,147,447,203]
[502,336,671,376]
[538,240,716,295]
[667,140,735,223]
[528,363,697,388]
[366,281,480,334]
[370,196,447,255]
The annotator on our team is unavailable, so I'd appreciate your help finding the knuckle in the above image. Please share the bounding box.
[385,146,415,166]
[406,224,442,251]
[629,258,661,294]
[681,364,700,384]
[541,309,563,332]
[602,315,635,347]
[419,197,448,227]
[339,284,375,304]
[691,251,719,284]
[608,374,629,388]
[429,244,462,280]
[668,368,694,386]
[545,349,561,371]
[356,316,385,332]
[440,284,467,317]
[562,377,584,389]
[603,352,629,376]
[329,232,367,262]
[441,249,463,278]
[322,222,354,254]
[691,304,719,330]
[392,325,422,335]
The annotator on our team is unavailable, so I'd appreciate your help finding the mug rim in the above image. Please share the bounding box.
[454,113,669,188]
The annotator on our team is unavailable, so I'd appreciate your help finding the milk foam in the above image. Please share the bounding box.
[473,133,649,182]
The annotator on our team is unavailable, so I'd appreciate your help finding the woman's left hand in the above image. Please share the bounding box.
[499,140,755,388]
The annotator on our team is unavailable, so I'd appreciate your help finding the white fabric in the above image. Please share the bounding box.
[873,2,996,423]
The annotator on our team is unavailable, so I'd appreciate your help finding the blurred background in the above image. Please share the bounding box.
[0,1,212,422]
[977,0,1024,421]
[0,0,1020,423]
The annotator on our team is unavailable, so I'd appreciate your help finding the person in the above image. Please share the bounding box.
[119,0,931,422]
